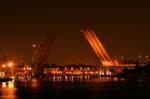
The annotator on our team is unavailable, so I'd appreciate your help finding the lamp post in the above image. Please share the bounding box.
[145,55,149,63]
[8,62,13,76]
[2,64,6,73]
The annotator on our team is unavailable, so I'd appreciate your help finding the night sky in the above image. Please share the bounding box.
[0,0,150,65]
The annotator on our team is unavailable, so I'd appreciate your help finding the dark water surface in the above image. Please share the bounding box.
[0,77,150,99]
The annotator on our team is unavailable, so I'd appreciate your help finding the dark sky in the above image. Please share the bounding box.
[0,0,150,65]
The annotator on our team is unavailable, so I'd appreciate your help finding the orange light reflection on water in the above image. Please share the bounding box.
[31,79,38,88]
[1,81,18,99]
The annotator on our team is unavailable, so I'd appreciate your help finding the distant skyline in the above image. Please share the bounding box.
[0,1,150,65]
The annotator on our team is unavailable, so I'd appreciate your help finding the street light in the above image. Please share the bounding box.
[8,62,13,67]
[8,62,13,75]
[2,64,6,68]
[145,55,149,63]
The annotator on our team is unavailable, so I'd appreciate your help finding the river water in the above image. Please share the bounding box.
[0,76,150,99]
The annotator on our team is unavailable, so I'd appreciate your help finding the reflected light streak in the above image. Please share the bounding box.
[2,82,7,88]
[8,81,15,88]
[31,79,38,88]
[1,81,17,99]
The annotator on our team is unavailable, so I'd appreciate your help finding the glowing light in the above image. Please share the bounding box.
[90,71,94,74]
[57,76,60,81]
[65,76,68,81]
[69,72,71,74]
[99,71,102,75]
[80,67,82,70]
[109,72,112,75]
[65,67,67,70]
[145,55,149,58]
[8,81,14,88]
[113,77,118,82]
[10,76,15,80]
[71,67,74,70]
[31,79,38,88]
[138,55,142,58]
[23,68,25,70]
[32,43,36,48]
[121,78,125,81]
[28,67,32,70]
[82,30,117,66]
[8,62,13,67]
[71,76,74,81]
[106,71,109,75]
[0,72,5,78]
[2,82,6,88]
[2,64,6,68]
[121,56,124,59]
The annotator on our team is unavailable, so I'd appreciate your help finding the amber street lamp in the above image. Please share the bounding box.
[8,62,13,76]
[2,64,6,68]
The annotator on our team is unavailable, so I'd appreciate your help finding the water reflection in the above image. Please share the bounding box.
[0,76,149,99]
[31,79,38,88]
[2,82,6,88]
[51,76,90,82]
[0,81,18,99]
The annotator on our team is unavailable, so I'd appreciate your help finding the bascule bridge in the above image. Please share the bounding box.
[31,32,56,77]
[82,30,135,75]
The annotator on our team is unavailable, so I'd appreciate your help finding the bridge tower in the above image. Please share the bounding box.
[31,32,56,77]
